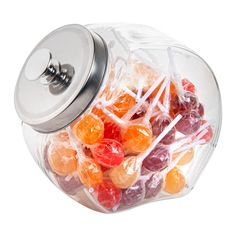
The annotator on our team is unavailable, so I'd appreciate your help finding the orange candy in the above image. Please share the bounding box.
[109,156,140,189]
[48,145,77,176]
[77,159,103,188]
[149,80,177,103]
[164,167,186,194]
[72,114,104,145]
[172,148,194,166]
[108,93,136,118]
[92,107,108,122]
[122,124,152,153]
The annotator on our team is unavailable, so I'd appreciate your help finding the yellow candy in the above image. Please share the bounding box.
[77,159,103,188]
[109,156,140,189]
[172,148,194,166]
[164,167,185,194]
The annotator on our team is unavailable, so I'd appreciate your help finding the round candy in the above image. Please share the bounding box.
[56,175,82,195]
[48,145,77,176]
[175,110,201,135]
[182,79,195,93]
[104,122,122,142]
[151,114,176,145]
[145,174,163,199]
[109,156,140,189]
[108,93,136,118]
[73,114,104,145]
[164,167,186,194]
[171,92,198,115]
[172,148,194,166]
[121,180,144,207]
[92,139,124,167]
[96,180,122,209]
[122,124,152,153]
[143,145,170,172]
[77,159,103,188]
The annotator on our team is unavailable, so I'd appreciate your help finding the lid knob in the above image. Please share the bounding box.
[25,48,74,92]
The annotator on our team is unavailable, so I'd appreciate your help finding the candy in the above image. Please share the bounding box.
[92,139,124,167]
[175,110,201,135]
[122,124,152,153]
[121,180,144,207]
[197,103,204,117]
[171,92,198,115]
[56,175,82,195]
[104,121,122,142]
[109,156,140,189]
[164,167,186,194]
[77,159,103,188]
[73,114,104,145]
[172,148,194,166]
[108,93,136,118]
[48,145,77,176]
[182,79,195,93]
[145,174,163,199]
[143,145,170,172]
[96,180,122,209]
[151,114,176,145]
[92,107,107,121]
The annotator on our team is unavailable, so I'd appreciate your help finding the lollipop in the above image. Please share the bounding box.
[122,124,152,153]
[72,114,104,145]
[109,156,140,189]
[145,174,163,199]
[121,180,144,207]
[163,167,186,194]
[77,158,103,188]
[91,139,124,167]
[96,180,122,209]
[48,144,77,176]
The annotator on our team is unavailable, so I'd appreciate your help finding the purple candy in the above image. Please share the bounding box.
[143,145,170,172]
[145,174,163,199]
[121,180,144,207]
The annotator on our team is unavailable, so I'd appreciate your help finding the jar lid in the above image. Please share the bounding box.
[14,24,108,133]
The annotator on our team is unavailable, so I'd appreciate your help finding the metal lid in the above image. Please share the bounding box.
[14,24,108,133]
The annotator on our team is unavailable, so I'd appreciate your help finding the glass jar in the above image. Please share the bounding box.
[14,24,222,213]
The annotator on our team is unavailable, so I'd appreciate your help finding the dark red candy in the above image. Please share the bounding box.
[175,110,201,135]
[143,145,170,172]
[151,115,176,145]
[171,92,198,115]
[121,180,144,207]
[145,174,163,199]
[92,139,124,167]
[96,180,122,209]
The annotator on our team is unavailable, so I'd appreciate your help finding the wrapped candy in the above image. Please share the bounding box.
[15,23,221,213]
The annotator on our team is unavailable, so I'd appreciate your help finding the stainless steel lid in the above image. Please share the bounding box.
[14,24,108,133]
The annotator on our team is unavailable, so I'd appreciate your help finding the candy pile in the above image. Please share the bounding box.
[44,52,213,212]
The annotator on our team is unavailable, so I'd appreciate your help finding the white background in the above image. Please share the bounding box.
[0,0,235,235]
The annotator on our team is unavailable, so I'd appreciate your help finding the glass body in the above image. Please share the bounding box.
[22,24,221,213]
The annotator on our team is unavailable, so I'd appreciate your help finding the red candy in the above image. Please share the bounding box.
[92,139,124,167]
[96,180,122,209]
[104,122,122,142]
[182,79,195,93]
